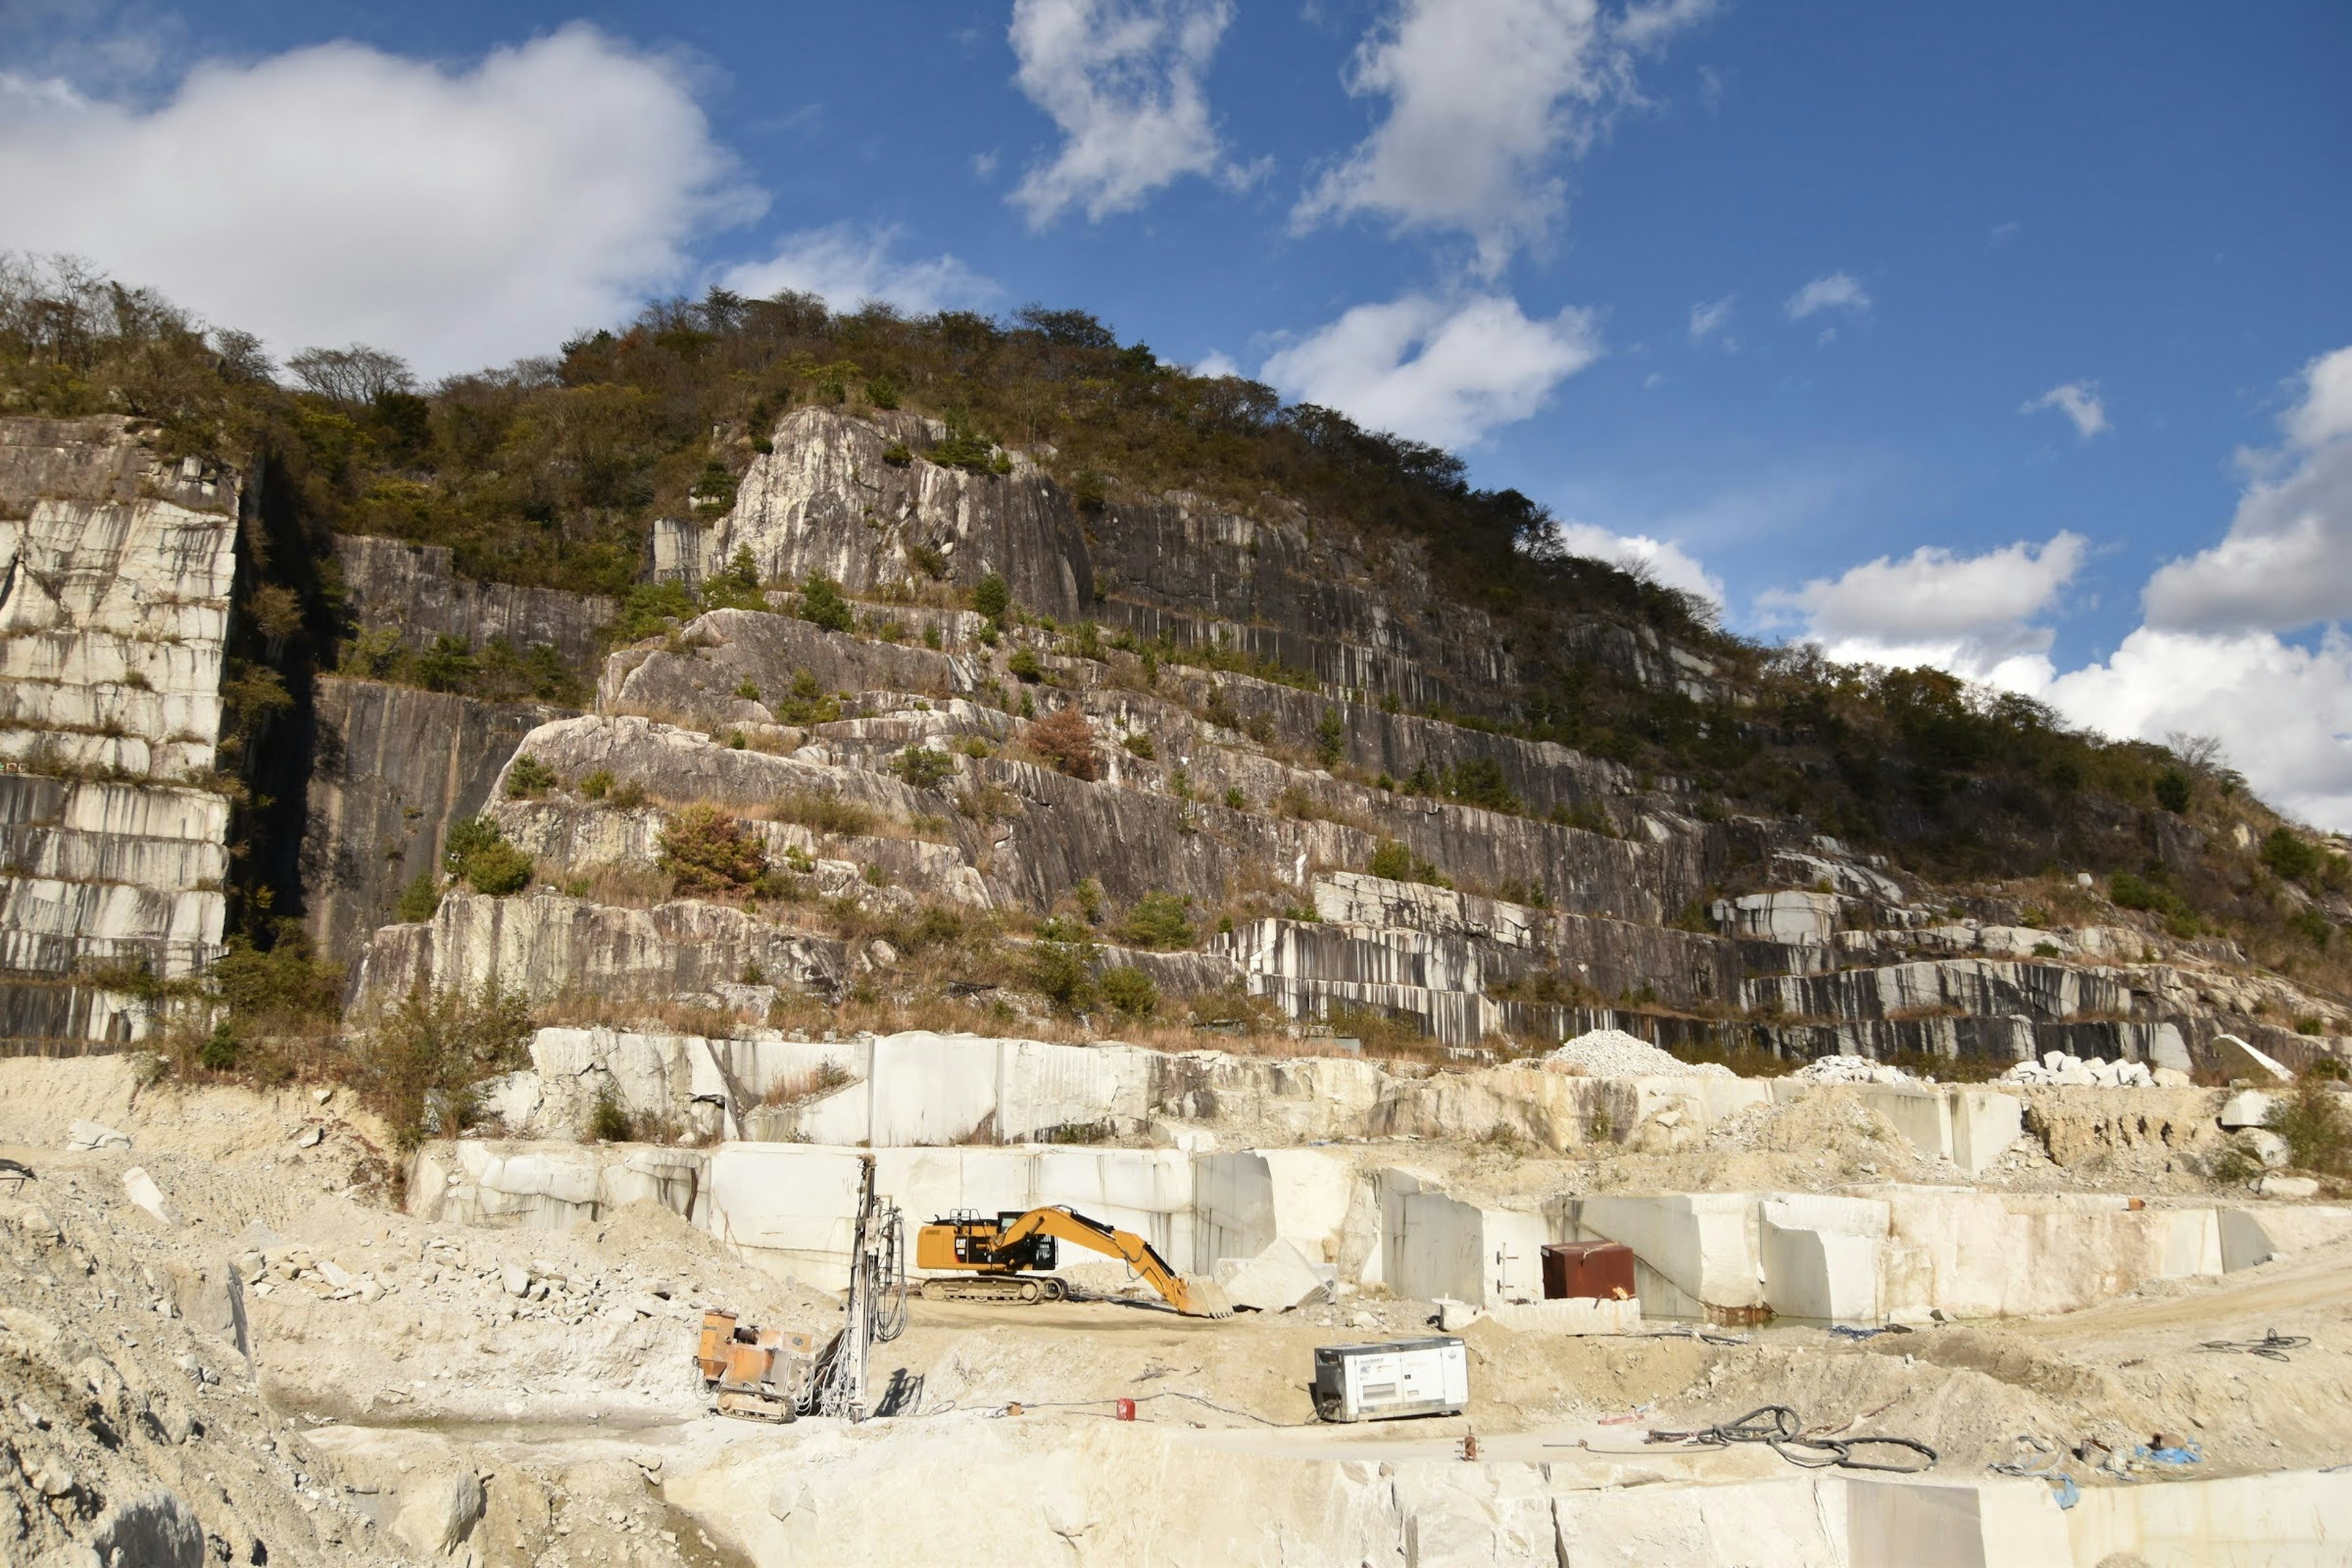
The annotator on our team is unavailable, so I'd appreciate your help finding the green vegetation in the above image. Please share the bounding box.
[1008,647,1043,682]
[971,571,1011,620]
[1028,917,1100,1011]
[394,867,443,923]
[890,745,956,790]
[1114,892,1197,951]
[772,668,842,726]
[504,754,557,798]
[1367,840,1448,887]
[658,804,767,894]
[363,983,532,1150]
[1099,965,1159,1019]
[701,546,767,612]
[798,573,854,633]
[2265,1080,2352,1175]
[443,816,533,895]
[1314,709,1346,769]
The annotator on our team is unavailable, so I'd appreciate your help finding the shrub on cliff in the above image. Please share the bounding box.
[364,982,532,1151]
[798,573,854,633]
[971,571,1011,621]
[1025,705,1100,780]
[394,867,443,922]
[1366,839,1448,888]
[1028,917,1099,1010]
[890,745,956,790]
[503,755,557,799]
[659,804,767,895]
[443,816,533,895]
[1115,892,1196,950]
[702,546,767,612]
[1099,965,1158,1019]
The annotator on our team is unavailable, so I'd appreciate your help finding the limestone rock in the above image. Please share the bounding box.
[2220,1090,2277,1129]
[2256,1174,2321,1200]
[392,1469,488,1558]
[66,1118,130,1151]
[2239,1129,2291,1170]
[1214,1238,1328,1313]
[121,1166,172,1224]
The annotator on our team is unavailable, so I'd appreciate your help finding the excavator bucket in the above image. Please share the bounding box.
[1177,1275,1234,1319]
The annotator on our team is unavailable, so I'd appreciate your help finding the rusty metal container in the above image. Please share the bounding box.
[1540,1242,1636,1301]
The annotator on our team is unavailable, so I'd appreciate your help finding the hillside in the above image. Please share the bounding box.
[2,257,2345,1079]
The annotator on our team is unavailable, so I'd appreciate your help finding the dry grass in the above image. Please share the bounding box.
[532,992,748,1038]
[559,863,674,909]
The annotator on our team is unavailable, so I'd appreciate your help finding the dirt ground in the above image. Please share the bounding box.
[1,1054,2345,1566]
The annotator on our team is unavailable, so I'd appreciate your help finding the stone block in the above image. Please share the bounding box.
[1215,1238,1327,1312]
[2219,1090,2275,1129]
[1484,1295,1640,1334]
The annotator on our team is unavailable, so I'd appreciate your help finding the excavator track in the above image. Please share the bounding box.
[913,1275,1069,1304]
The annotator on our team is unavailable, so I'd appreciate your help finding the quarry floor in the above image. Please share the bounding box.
[5,1056,2351,1566]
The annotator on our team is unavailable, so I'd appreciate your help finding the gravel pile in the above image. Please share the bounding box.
[1792,1055,1915,1085]
[1544,1027,1733,1079]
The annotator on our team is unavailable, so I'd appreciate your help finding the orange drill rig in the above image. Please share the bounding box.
[913,1206,1233,1318]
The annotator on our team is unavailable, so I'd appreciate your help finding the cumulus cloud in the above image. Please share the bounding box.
[0,26,757,377]
[1757,532,2087,688]
[1258,292,1602,448]
[718,224,996,315]
[1784,271,1870,322]
[1189,349,1241,379]
[1687,294,1734,347]
[2141,345,2352,634]
[1007,0,1234,226]
[1293,0,1716,274]
[1545,521,1722,605]
[2045,627,2352,829]
[2021,380,2109,439]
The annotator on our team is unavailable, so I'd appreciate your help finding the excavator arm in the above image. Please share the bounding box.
[994,1207,1232,1318]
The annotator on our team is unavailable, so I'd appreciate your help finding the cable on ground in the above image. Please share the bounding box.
[2197,1330,2309,1362]
[1646,1404,1937,1474]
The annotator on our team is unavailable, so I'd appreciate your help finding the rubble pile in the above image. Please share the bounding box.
[1790,1055,1917,1085]
[2002,1052,2162,1088]
[1543,1028,1733,1079]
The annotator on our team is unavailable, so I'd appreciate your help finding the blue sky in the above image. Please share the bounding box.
[6,1,2352,823]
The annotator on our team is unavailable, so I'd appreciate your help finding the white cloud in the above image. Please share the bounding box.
[1687,293,1733,347]
[2045,627,2352,830]
[1545,521,1722,605]
[2142,345,2352,633]
[0,26,757,377]
[718,224,996,315]
[2021,380,2109,439]
[1293,0,1715,274]
[1784,271,1870,322]
[1258,292,1602,448]
[1007,0,1234,226]
[1190,349,1240,379]
[1757,532,2087,687]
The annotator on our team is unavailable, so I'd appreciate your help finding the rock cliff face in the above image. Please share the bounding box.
[2,409,2343,1076]
[334,533,612,672]
[652,408,1092,620]
[0,418,237,1050]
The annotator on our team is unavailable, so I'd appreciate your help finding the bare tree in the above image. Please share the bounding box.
[2165,731,2229,778]
[286,343,415,408]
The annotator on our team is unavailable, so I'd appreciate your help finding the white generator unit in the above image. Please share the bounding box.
[1311,1336,1469,1423]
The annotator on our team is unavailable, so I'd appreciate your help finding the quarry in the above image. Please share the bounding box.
[6,341,2352,1568]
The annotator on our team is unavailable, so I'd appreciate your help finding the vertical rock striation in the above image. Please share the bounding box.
[0,418,238,1051]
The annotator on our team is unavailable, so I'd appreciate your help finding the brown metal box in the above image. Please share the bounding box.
[1541,1242,1636,1301]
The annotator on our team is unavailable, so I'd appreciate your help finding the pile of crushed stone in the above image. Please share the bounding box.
[1544,1028,1732,1079]
[1791,1054,1916,1085]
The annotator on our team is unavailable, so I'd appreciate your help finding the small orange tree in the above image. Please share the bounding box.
[1025,704,1101,781]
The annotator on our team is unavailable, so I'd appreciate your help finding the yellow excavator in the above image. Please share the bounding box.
[913,1207,1233,1318]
